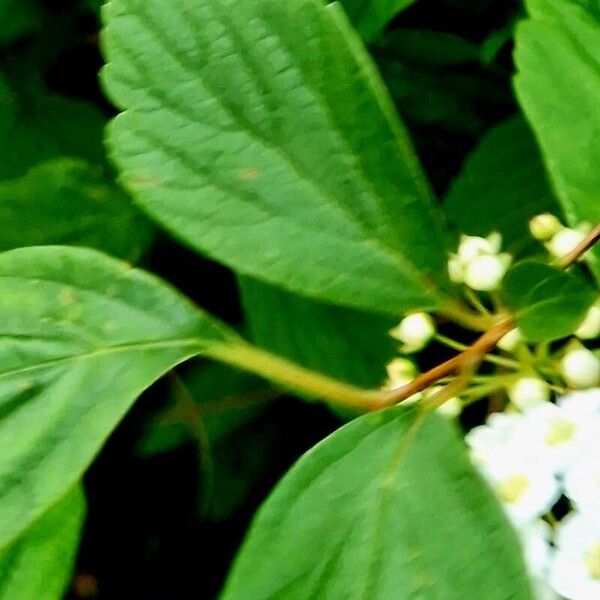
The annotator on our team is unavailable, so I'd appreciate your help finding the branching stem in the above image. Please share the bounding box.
[208,225,600,412]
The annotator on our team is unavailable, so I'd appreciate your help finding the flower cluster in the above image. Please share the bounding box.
[467,389,600,600]
[382,216,599,598]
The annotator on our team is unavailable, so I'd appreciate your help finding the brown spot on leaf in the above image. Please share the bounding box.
[239,167,260,181]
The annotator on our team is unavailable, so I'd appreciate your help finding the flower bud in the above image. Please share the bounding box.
[424,386,462,417]
[447,254,464,283]
[385,358,417,387]
[497,328,523,352]
[574,303,600,340]
[437,397,462,418]
[464,253,512,291]
[561,347,600,389]
[458,233,501,262]
[389,312,435,352]
[547,228,586,259]
[508,377,550,411]
[529,213,562,242]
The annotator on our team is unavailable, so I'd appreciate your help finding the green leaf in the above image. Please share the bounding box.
[138,362,277,521]
[0,87,107,180]
[102,0,451,317]
[0,0,41,46]
[503,261,596,342]
[222,407,534,600]
[0,83,153,260]
[137,363,268,457]
[0,158,152,260]
[208,407,283,521]
[239,277,396,388]
[340,0,418,42]
[0,487,85,600]
[514,0,600,275]
[444,117,560,254]
[0,75,15,141]
[0,245,239,550]
[375,36,510,135]
[376,28,479,67]
[480,10,522,65]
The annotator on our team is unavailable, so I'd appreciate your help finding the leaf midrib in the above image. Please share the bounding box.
[0,337,205,382]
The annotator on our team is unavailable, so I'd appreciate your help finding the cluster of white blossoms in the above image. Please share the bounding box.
[467,388,600,600]
[384,215,600,598]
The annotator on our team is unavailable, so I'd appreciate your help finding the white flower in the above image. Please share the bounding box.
[509,377,550,411]
[532,578,562,600]
[465,412,522,467]
[520,519,554,578]
[389,313,435,353]
[547,228,586,259]
[550,512,600,600]
[563,451,600,526]
[514,403,594,475]
[561,347,600,389]
[481,456,560,525]
[498,327,523,352]
[458,233,502,262]
[557,389,600,417]
[463,253,512,291]
[530,213,563,242]
[575,303,600,340]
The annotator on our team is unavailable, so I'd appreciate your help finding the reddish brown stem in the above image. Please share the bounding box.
[559,223,600,269]
[376,317,514,408]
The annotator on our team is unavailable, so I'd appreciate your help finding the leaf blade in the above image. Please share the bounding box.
[239,277,396,388]
[102,0,450,316]
[0,487,85,600]
[503,260,596,342]
[340,0,418,42]
[514,0,600,276]
[444,117,560,255]
[0,246,238,550]
[222,407,534,600]
[0,158,152,259]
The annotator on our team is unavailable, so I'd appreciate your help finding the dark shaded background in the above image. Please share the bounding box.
[1,0,521,597]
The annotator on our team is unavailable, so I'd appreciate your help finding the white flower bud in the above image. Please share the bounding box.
[547,228,586,259]
[497,328,523,352]
[447,253,464,283]
[458,233,501,262]
[464,253,512,291]
[385,358,417,386]
[574,303,600,340]
[437,397,462,418]
[529,213,562,242]
[561,347,600,389]
[508,377,550,411]
[389,312,435,352]
[423,385,462,418]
